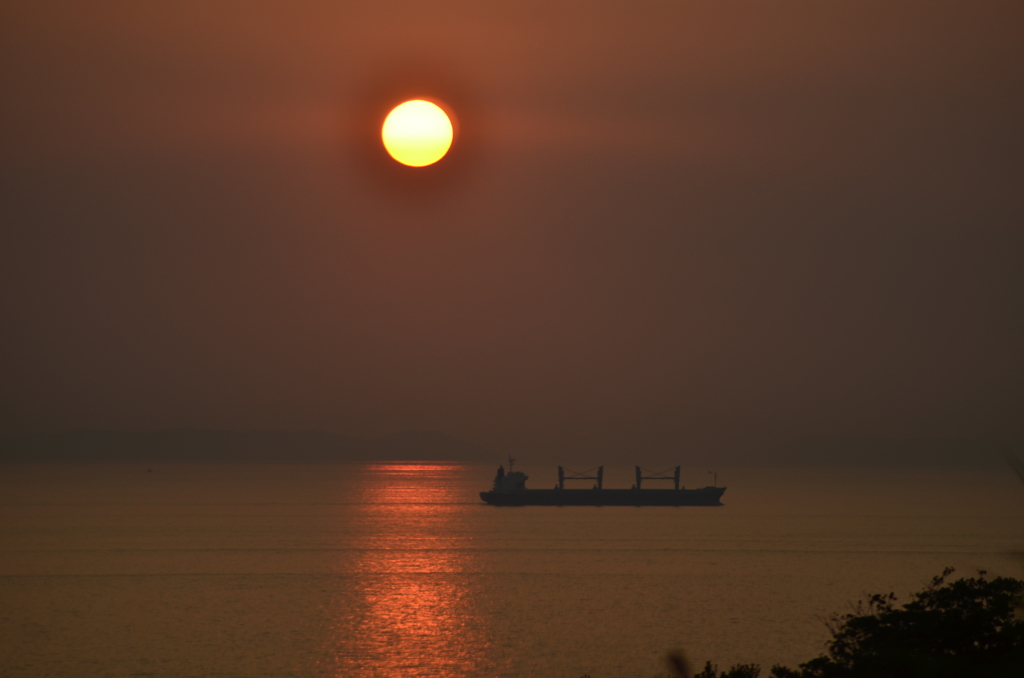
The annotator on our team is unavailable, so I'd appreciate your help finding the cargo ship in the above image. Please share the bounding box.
[479,461,725,506]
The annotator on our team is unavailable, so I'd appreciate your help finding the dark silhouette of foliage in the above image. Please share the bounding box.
[694,659,761,678]
[767,568,1024,678]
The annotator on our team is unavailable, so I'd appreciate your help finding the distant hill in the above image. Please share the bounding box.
[0,428,491,463]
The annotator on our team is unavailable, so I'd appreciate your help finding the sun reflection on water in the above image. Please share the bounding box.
[324,464,494,678]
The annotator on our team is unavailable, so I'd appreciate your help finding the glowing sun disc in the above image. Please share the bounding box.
[381,100,454,167]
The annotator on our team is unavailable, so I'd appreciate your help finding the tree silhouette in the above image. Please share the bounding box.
[694,660,761,678]
[769,568,1024,678]
[682,569,1023,678]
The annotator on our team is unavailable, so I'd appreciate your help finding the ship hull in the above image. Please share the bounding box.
[479,487,725,506]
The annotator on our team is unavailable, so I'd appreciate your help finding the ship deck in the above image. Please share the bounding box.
[479,486,725,506]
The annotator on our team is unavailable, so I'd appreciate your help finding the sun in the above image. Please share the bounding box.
[381,100,453,167]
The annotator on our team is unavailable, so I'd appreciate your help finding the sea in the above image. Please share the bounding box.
[1,462,1022,678]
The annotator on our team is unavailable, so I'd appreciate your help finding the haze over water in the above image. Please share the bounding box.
[2,462,1022,677]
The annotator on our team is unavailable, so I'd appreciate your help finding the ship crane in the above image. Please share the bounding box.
[557,465,603,490]
[635,466,681,490]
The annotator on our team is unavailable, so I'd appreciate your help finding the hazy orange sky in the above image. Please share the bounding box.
[1,1,1021,461]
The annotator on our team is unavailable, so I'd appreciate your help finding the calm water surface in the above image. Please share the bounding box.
[1,463,1022,677]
